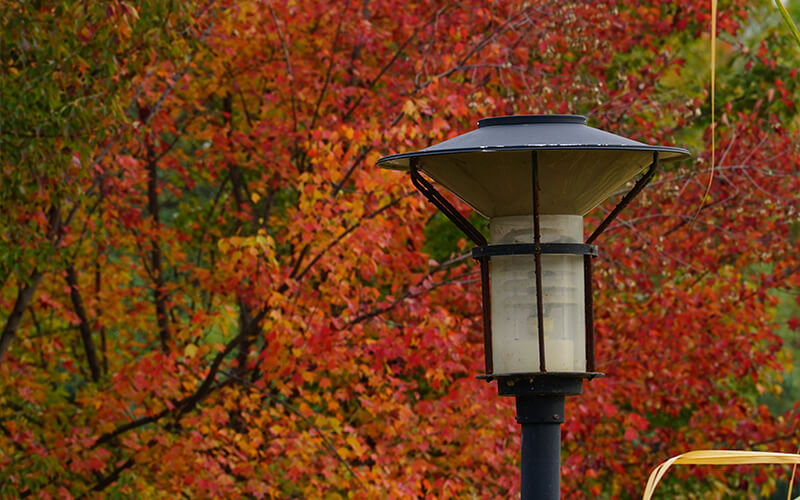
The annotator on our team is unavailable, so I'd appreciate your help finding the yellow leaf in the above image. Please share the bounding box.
[402,99,417,117]
[346,435,364,456]
[251,192,261,203]
[184,344,198,358]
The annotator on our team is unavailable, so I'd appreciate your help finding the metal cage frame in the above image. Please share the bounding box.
[408,151,660,380]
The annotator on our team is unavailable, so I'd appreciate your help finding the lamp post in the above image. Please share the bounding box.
[378,115,690,499]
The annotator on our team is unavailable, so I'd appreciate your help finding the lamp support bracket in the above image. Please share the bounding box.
[587,152,660,244]
[409,161,486,246]
[409,161,493,374]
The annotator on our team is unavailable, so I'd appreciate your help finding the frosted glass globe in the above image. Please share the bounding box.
[490,215,586,373]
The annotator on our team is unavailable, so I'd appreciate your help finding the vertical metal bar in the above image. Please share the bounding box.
[479,257,493,374]
[584,254,595,372]
[531,151,546,372]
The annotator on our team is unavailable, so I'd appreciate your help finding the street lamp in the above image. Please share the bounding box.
[378,115,690,499]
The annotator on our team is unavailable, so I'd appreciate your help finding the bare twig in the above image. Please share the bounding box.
[309,0,353,130]
[265,1,297,132]
[293,193,409,283]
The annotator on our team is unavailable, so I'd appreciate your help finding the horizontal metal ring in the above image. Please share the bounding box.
[472,243,598,258]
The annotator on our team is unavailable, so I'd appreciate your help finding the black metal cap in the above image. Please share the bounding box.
[377,115,690,169]
[478,115,586,127]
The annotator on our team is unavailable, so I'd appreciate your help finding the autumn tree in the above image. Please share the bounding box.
[1,0,798,498]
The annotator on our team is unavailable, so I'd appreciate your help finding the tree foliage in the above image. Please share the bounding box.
[1,0,798,498]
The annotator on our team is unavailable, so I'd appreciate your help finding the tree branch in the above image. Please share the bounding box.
[145,138,171,352]
[66,265,102,382]
[265,1,297,133]
[0,270,44,363]
[293,194,407,283]
[89,457,135,493]
[92,323,251,448]
[220,370,365,490]
[309,0,352,130]
[340,267,477,330]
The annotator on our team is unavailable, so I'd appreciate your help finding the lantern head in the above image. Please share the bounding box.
[378,115,690,381]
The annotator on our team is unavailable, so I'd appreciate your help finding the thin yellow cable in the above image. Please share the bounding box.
[644,3,800,498]
[788,444,800,500]
[704,0,799,203]
[642,450,800,500]
[776,0,800,47]
[703,0,718,205]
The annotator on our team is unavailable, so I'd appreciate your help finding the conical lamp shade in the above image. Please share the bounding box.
[378,115,691,217]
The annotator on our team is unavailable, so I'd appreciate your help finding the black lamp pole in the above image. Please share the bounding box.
[500,375,584,499]
[518,395,563,499]
[377,115,690,500]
